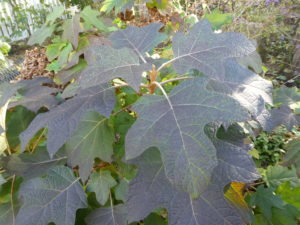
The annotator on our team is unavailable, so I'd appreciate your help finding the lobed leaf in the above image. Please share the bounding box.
[126,77,250,197]
[80,45,151,91]
[20,84,116,157]
[66,111,115,181]
[267,105,300,132]
[171,20,256,79]
[9,78,60,112]
[86,204,127,225]
[109,23,167,61]
[127,149,250,225]
[87,170,117,205]
[0,147,67,180]
[62,14,80,49]
[15,166,87,225]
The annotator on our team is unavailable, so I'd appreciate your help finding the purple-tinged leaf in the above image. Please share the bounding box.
[9,78,60,112]
[126,77,249,197]
[15,166,87,225]
[205,124,260,187]
[127,149,250,225]
[79,45,151,91]
[20,84,115,157]
[86,204,127,225]
[171,20,255,79]
[207,59,272,129]
[62,14,80,49]
[109,23,167,61]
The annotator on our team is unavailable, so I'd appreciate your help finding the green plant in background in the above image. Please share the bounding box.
[0,40,10,67]
[28,5,116,75]
[0,0,54,42]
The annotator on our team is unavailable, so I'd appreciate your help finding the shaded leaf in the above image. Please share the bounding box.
[0,178,22,225]
[0,147,67,179]
[87,170,117,205]
[249,186,284,219]
[109,23,167,60]
[6,106,35,149]
[66,111,115,181]
[144,213,166,225]
[126,77,249,197]
[206,123,260,187]
[267,105,300,132]
[171,20,255,79]
[15,166,87,225]
[20,84,116,157]
[80,45,151,91]
[85,204,127,225]
[9,78,60,113]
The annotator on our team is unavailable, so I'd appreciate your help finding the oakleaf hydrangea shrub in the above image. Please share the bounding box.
[2,19,292,225]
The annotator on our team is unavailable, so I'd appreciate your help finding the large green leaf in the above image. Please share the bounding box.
[87,170,117,205]
[277,182,300,210]
[171,20,255,79]
[273,87,300,106]
[100,0,135,14]
[0,177,22,225]
[264,165,300,189]
[66,111,115,181]
[6,106,35,149]
[27,25,56,46]
[15,166,87,225]
[80,46,151,91]
[57,42,73,69]
[249,186,285,219]
[46,42,68,61]
[81,6,107,32]
[20,84,116,157]
[126,77,249,197]
[45,5,65,25]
